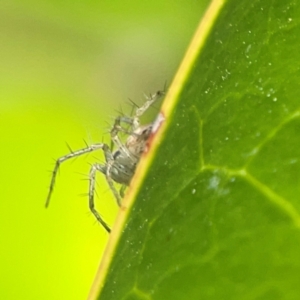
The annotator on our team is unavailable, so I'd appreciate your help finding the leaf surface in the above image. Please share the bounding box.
[90,0,300,299]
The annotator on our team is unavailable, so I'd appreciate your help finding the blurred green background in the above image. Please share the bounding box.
[0,1,208,299]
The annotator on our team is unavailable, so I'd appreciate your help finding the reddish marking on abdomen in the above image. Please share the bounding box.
[144,112,166,154]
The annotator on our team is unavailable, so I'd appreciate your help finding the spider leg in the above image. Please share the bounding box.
[88,143,122,231]
[135,90,165,119]
[110,116,133,158]
[89,163,111,233]
[131,90,165,131]
[110,89,165,143]
[111,116,136,136]
[45,143,107,208]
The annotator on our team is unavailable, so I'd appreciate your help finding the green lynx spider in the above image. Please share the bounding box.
[45,90,165,233]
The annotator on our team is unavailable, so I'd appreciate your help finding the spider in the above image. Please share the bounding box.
[45,90,165,233]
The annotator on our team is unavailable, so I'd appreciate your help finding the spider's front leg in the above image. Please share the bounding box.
[135,89,165,119]
[110,115,136,155]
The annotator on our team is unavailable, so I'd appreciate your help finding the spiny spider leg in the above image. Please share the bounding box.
[110,116,134,157]
[89,163,111,233]
[113,116,136,132]
[88,162,121,234]
[133,90,165,130]
[136,90,165,117]
[110,90,165,146]
[45,143,106,208]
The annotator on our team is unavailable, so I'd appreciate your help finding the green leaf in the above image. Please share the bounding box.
[90,0,300,299]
